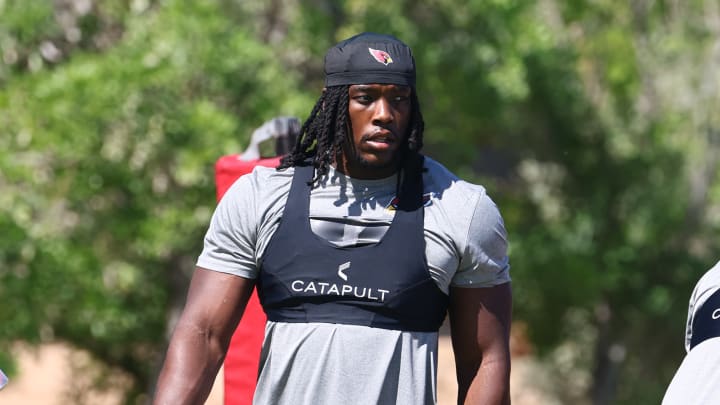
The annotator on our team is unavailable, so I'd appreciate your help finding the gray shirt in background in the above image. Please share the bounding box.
[663,261,720,405]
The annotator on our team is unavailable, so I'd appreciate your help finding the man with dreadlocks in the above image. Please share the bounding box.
[154,32,512,405]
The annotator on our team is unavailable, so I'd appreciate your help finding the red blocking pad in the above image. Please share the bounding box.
[215,155,281,405]
[215,155,282,201]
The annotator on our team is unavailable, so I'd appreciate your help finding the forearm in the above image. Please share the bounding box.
[153,322,228,405]
[457,351,510,405]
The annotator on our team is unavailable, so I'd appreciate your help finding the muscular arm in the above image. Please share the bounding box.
[449,282,512,405]
[153,267,255,405]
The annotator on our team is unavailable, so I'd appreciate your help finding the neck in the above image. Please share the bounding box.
[333,153,400,180]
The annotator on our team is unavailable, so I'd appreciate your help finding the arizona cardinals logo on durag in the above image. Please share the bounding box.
[368,47,393,65]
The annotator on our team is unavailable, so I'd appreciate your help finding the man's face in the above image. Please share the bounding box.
[339,83,412,179]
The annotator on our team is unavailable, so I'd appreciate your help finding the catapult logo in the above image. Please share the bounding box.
[338,261,350,281]
[290,261,391,302]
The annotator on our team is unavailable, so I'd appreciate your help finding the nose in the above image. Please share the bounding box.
[372,97,393,125]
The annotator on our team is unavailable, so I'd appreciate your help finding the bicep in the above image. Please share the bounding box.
[449,283,512,363]
[176,267,256,346]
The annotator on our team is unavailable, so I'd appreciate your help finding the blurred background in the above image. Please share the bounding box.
[1,0,719,404]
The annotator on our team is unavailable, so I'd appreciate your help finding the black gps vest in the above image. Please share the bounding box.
[256,163,449,332]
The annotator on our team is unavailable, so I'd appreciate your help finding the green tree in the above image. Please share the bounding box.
[2,1,719,404]
[1,0,312,400]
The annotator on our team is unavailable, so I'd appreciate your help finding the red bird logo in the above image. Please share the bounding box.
[386,193,434,211]
[368,48,394,65]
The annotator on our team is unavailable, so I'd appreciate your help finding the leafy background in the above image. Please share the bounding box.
[1,0,719,404]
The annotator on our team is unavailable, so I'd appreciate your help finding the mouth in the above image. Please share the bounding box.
[363,130,396,149]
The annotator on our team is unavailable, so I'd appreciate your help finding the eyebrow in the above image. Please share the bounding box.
[350,85,411,92]
[351,85,375,92]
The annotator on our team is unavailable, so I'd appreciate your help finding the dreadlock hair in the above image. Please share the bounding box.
[278,85,426,187]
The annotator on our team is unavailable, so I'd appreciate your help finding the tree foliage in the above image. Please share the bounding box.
[1,0,719,403]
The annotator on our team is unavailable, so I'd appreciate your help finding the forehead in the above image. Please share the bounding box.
[349,84,412,93]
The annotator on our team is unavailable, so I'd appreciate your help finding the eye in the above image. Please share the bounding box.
[353,95,373,104]
[390,94,411,106]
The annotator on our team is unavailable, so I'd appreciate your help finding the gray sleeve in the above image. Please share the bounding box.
[196,174,260,279]
[450,190,511,288]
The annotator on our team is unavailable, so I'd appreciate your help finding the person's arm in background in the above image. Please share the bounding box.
[450,282,512,405]
[153,267,255,405]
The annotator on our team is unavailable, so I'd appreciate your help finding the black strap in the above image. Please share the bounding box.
[689,288,720,350]
[396,155,424,211]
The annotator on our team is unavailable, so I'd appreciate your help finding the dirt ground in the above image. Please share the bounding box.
[1,335,554,404]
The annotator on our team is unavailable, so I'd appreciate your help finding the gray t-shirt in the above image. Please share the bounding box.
[663,260,720,405]
[197,157,510,404]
